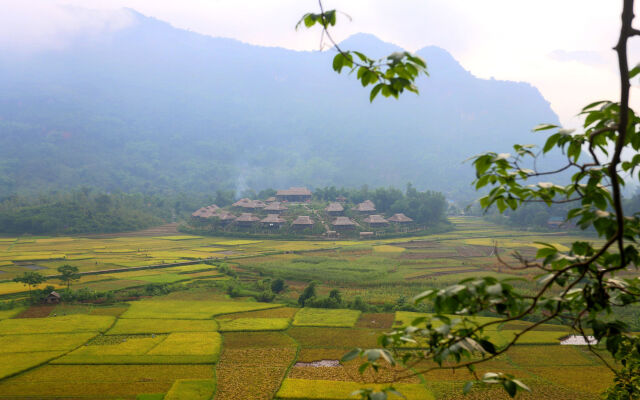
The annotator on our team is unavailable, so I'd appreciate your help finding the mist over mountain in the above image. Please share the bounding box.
[0,9,559,200]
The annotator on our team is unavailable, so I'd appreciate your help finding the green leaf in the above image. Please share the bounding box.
[332,53,345,72]
[630,64,640,78]
[533,123,558,132]
[463,381,474,395]
[412,289,434,304]
[503,380,517,397]
[341,348,361,362]
[479,340,497,354]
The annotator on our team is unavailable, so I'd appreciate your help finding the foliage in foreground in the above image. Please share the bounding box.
[302,0,640,398]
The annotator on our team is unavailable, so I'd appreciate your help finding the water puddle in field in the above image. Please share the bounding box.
[20,264,47,270]
[560,335,598,345]
[294,360,340,367]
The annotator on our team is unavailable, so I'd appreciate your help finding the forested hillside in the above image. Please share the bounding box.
[0,10,559,199]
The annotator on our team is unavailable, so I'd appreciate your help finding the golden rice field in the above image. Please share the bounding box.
[0,217,622,399]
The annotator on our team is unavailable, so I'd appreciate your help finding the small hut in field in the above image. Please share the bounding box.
[264,201,288,214]
[276,187,312,202]
[44,291,61,304]
[352,200,376,214]
[292,216,314,229]
[363,214,389,227]
[261,214,286,229]
[336,196,347,203]
[325,202,344,216]
[265,196,277,203]
[235,213,260,227]
[388,213,414,224]
[332,216,357,230]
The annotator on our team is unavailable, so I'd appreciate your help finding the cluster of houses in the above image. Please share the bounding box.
[192,187,316,229]
[324,200,413,230]
[191,187,415,233]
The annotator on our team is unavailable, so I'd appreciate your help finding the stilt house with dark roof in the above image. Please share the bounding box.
[388,213,414,224]
[264,202,288,214]
[235,213,260,227]
[325,202,344,216]
[292,216,314,228]
[332,216,357,230]
[363,214,389,227]
[352,200,376,214]
[261,214,286,228]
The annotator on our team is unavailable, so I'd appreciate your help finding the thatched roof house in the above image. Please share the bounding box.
[233,198,253,208]
[44,291,61,304]
[276,187,312,202]
[388,213,414,224]
[336,196,347,203]
[191,204,219,218]
[261,214,286,228]
[232,199,266,209]
[264,201,288,213]
[292,216,314,227]
[332,216,356,229]
[235,213,260,226]
[353,200,376,213]
[325,202,344,215]
[363,214,389,226]
[216,212,237,223]
[266,197,277,203]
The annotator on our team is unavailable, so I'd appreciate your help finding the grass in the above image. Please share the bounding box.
[0,365,213,398]
[0,307,26,320]
[56,332,222,364]
[107,318,218,335]
[0,315,115,334]
[293,308,361,328]
[132,273,192,283]
[222,331,297,348]
[121,300,282,319]
[136,395,165,400]
[394,312,502,330]
[217,317,290,331]
[0,332,97,353]
[507,345,595,366]
[153,235,203,240]
[212,240,262,245]
[164,379,216,400]
[501,330,566,344]
[276,379,434,400]
[0,351,65,380]
[215,346,297,399]
[373,245,405,253]
[148,332,222,357]
[288,327,381,349]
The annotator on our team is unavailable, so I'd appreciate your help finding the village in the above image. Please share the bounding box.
[189,187,421,238]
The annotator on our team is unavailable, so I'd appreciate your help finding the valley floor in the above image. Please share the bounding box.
[0,217,627,399]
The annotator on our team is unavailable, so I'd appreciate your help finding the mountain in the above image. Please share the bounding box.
[0,10,559,199]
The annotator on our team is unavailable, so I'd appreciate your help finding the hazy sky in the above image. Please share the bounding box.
[3,0,639,128]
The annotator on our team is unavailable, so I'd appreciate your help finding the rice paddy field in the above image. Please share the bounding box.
[0,217,629,399]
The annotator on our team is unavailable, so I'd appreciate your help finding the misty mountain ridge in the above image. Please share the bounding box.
[0,9,559,199]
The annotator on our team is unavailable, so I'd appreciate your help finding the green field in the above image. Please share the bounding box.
[0,217,626,399]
